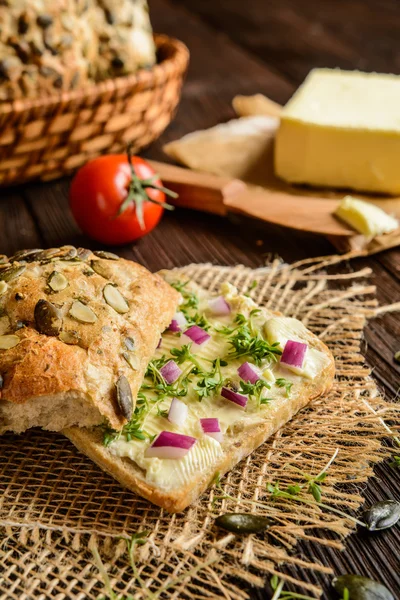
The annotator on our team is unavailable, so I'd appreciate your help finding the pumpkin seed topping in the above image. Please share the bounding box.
[125,337,135,351]
[0,335,20,350]
[58,246,78,260]
[215,513,272,534]
[103,284,129,314]
[116,375,133,420]
[9,249,42,263]
[93,251,119,260]
[332,574,394,600]
[90,260,109,278]
[76,248,91,261]
[0,281,8,296]
[48,271,68,292]
[59,330,80,345]
[123,351,139,371]
[35,299,62,336]
[36,246,77,263]
[363,499,400,531]
[69,300,97,323]
[0,265,26,282]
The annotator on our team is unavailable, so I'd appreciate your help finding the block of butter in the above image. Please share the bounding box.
[275,69,400,195]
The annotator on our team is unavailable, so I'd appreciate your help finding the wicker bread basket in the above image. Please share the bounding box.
[0,35,189,186]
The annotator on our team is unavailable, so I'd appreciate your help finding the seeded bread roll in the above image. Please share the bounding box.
[0,0,156,101]
[0,247,179,434]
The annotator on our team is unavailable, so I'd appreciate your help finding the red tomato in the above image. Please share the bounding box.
[69,153,172,245]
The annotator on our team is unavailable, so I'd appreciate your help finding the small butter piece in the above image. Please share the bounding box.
[275,68,400,195]
[335,196,398,237]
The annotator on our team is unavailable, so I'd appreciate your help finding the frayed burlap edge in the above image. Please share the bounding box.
[1,253,399,600]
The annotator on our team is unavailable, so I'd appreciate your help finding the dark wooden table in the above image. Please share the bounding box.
[2,0,400,597]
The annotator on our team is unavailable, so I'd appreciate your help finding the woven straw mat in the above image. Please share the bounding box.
[1,255,399,599]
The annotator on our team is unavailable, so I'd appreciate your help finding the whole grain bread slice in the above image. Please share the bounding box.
[64,279,335,513]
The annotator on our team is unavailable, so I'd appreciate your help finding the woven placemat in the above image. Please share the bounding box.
[1,255,399,599]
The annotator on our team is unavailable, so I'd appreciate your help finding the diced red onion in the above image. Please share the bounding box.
[144,431,197,459]
[208,296,231,316]
[238,362,260,384]
[168,397,188,427]
[168,311,187,333]
[200,418,223,443]
[221,386,248,409]
[183,325,211,346]
[160,360,182,384]
[280,340,308,369]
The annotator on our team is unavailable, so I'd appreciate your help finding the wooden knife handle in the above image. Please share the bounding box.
[148,160,246,216]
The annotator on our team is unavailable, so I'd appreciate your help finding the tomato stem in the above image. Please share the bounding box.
[116,144,177,230]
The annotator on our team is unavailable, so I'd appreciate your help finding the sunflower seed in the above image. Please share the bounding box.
[48,271,68,292]
[0,281,8,296]
[69,300,97,323]
[18,13,29,34]
[123,351,139,371]
[104,8,115,24]
[103,284,129,314]
[37,14,53,28]
[59,330,80,345]
[363,500,400,531]
[332,574,394,600]
[93,251,119,260]
[35,299,62,336]
[116,375,133,420]
[0,265,26,282]
[8,249,42,263]
[215,513,272,534]
[111,56,124,69]
[125,337,135,351]
[0,335,20,350]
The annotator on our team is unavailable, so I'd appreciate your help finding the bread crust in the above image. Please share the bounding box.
[0,247,179,434]
[64,310,335,513]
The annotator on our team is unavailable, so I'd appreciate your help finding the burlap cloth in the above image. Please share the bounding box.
[1,254,399,599]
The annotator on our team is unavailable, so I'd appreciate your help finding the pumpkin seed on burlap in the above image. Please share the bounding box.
[333,574,394,600]
[215,513,272,534]
[363,500,400,531]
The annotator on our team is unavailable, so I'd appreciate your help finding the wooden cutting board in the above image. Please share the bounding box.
[155,96,400,255]
[149,158,400,255]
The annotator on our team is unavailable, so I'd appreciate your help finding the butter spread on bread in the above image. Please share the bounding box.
[0,247,179,434]
[65,276,335,512]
